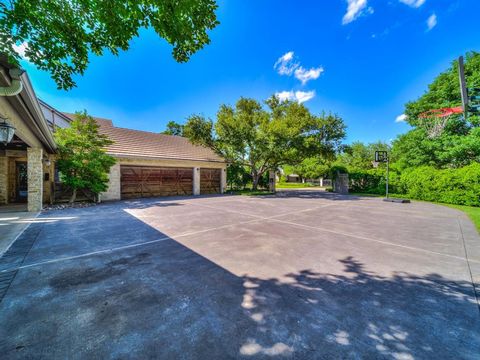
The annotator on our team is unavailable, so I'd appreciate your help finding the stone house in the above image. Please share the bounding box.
[1,61,226,211]
[62,115,227,201]
[0,58,56,212]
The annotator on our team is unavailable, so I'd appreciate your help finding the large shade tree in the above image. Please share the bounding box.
[184,96,346,190]
[0,0,219,89]
[394,52,480,170]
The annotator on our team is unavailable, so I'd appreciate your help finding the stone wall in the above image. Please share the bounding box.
[100,162,120,201]
[27,147,43,212]
[100,156,227,201]
[0,156,7,204]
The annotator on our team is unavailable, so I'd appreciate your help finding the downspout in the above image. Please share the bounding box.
[0,68,25,96]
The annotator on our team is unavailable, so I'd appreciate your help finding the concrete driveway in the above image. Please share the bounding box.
[0,190,479,359]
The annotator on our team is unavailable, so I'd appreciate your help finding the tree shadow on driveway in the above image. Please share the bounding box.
[0,203,478,359]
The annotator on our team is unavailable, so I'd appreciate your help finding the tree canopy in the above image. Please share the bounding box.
[0,0,219,89]
[404,51,480,128]
[162,120,184,136]
[183,96,346,189]
[335,141,391,171]
[54,112,116,202]
[395,52,480,170]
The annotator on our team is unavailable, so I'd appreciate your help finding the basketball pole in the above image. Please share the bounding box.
[386,156,389,199]
[458,56,468,119]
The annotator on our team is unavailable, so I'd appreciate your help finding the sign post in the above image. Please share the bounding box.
[375,151,389,199]
[375,151,410,203]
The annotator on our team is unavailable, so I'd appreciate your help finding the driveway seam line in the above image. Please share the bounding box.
[266,217,479,263]
[4,203,334,273]
[457,218,480,313]
[187,202,334,220]
[1,216,275,272]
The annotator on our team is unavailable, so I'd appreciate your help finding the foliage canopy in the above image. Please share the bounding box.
[54,112,116,202]
[184,96,346,189]
[162,121,184,136]
[0,0,219,89]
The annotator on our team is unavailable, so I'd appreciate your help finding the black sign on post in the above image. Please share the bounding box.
[375,151,389,199]
[375,151,388,163]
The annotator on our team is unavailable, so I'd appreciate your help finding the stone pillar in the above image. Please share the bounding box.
[27,147,43,212]
[0,156,8,204]
[220,167,227,194]
[268,170,276,193]
[193,167,200,195]
[333,172,349,195]
[100,162,121,201]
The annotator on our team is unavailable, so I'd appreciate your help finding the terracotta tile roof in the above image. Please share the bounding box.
[62,113,225,163]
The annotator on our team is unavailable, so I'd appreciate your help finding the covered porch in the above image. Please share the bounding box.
[0,57,56,212]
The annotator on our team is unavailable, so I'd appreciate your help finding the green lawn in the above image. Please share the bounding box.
[276,182,322,189]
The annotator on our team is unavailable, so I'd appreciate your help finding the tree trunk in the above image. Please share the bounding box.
[69,188,77,204]
[252,174,260,191]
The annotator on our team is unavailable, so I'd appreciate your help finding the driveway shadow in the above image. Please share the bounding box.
[0,205,478,358]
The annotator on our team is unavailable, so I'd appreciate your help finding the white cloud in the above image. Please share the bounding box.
[274,51,298,76]
[274,51,324,85]
[12,41,30,60]
[275,91,295,102]
[294,66,324,85]
[295,90,316,103]
[399,0,426,8]
[395,114,407,123]
[275,90,315,103]
[426,13,437,31]
[342,0,370,25]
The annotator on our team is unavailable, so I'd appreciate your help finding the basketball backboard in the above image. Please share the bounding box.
[375,151,388,163]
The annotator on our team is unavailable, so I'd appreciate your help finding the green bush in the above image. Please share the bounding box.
[349,169,400,195]
[400,163,480,206]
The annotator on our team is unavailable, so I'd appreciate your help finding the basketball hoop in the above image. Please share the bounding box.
[418,106,463,138]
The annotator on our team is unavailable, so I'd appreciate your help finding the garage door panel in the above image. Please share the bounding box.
[120,166,193,199]
[200,168,221,194]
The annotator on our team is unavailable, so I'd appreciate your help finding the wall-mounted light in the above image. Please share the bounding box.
[0,116,15,145]
[43,157,51,166]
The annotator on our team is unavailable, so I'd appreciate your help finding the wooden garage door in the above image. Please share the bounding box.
[120,166,193,199]
[200,168,221,194]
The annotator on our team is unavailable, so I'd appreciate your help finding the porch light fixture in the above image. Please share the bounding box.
[0,116,15,145]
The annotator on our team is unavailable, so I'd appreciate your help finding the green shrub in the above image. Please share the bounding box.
[348,169,400,195]
[400,163,480,206]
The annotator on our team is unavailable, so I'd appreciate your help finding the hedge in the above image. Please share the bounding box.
[400,163,480,207]
[346,164,480,207]
[349,169,400,195]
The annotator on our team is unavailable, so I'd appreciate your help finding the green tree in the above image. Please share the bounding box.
[287,157,330,181]
[184,96,346,190]
[0,0,219,89]
[394,52,480,170]
[404,52,480,128]
[54,112,116,203]
[335,141,391,171]
[162,121,184,136]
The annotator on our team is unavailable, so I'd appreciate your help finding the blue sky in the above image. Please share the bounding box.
[21,0,480,143]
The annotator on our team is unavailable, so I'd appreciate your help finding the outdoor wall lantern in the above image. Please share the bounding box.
[0,116,15,145]
[43,157,51,167]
